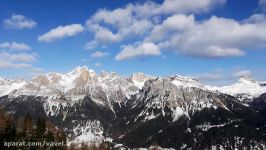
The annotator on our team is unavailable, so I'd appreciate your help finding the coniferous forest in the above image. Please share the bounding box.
[0,108,67,150]
[0,108,112,150]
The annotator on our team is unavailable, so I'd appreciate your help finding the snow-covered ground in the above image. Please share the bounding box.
[68,120,104,146]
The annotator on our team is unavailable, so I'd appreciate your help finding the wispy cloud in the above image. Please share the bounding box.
[0,42,31,51]
[38,24,84,42]
[91,51,109,58]
[0,51,38,70]
[193,68,254,85]
[3,14,37,29]
[94,62,102,67]
[0,41,40,75]
[84,41,98,50]
[259,0,266,7]
[194,69,224,81]
[231,70,251,78]
[0,51,37,63]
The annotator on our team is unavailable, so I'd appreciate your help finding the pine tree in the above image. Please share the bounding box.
[81,142,89,150]
[36,118,46,139]
[24,113,33,136]
[98,142,111,150]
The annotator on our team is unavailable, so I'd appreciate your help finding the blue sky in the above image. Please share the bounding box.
[0,0,266,85]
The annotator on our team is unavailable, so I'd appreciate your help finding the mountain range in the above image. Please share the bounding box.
[1,66,266,149]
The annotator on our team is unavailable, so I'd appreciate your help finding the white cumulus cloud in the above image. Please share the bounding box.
[156,14,266,58]
[85,0,229,58]
[85,0,266,59]
[3,14,37,29]
[156,0,226,14]
[115,42,161,61]
[85,0,225,47]
[38,24,84,42]
[145,14,195,43]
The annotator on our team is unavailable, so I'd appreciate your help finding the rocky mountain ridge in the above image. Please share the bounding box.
[1,66,265,99]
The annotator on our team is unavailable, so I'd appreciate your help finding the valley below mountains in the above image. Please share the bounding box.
[1,66,266,149]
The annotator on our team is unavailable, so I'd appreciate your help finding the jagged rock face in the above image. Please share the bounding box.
[1,96,266,149]
[1,90,266,149]
[250,93,266,122]
[109,78,265,148]
[74,68,92,87]
[129,72,155,89]
[3,67,140,105]
[48,73,62,83]
[127,78,228,118]
[32,75,50,86]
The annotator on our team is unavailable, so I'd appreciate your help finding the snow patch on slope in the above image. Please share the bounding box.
[172,107,185,122]
[43,97,68,117]
[170,75,202,89]
[70,120,104,146]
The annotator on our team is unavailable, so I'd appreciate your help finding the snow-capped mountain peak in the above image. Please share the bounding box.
[129,72,155,89]
[170,75,198,82]
[238,76,258,84]
[217,76,266,98]
[169,75,202,88]
[1,67,266,101]
[68,66,95,76]
[0,66,141,105]
[0,78,26,97]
